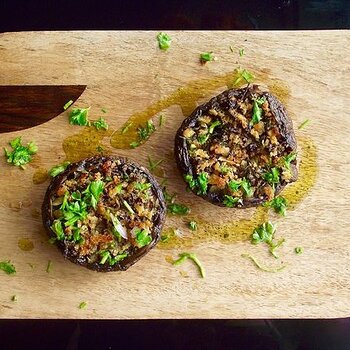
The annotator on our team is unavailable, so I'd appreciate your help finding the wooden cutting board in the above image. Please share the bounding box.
[0,31,349,319]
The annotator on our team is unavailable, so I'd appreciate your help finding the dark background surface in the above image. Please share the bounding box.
[0,0,349,349]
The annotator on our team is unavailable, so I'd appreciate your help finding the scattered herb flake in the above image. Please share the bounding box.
[63,100,73,110]
[69,107,90,126]
[121,121,133,134]
[96,145,104,153]
[283,152,297,170]
[197,172,209,195]
[148,156,164,172]
[49,161,70,177]
[241,254,286,273]
[11,295,17,302]
[229,45,234,52]
[78,301,87,309]
[295,247,304,254]
[92,117,109,130]
[159,114,165,127]
[263,167,280,186]
[233,68,255,86]
[263,197,288,216]
[161,235,169,243]
[167,203,190,215]
[101,108,107,113]
[134,182,152,192]
[157,32,172,50]
[135,229,152,248]
[130,120,156,148]
[4,137,38,169]
[188,221,197,231]
[200,52,215,63]
[239,48,244,57]
[223,195,241,208]
[50,220,65,241]
[172,252,205,278]
[0,261,16,275]
[46,260,52,273]
[298,119,310,130]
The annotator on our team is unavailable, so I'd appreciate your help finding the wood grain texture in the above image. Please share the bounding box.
[0,85,86,133]
[0,31,349,319]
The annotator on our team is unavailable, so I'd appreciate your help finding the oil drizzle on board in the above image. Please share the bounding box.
[59,69,317,250]
[32,168,49,184]
[18,238,34,251]
[158,136,317,250]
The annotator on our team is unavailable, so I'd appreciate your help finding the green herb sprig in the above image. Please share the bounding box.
[157,32,172,50]
[0,261,16,275]
[263,196,288,216]
[4,137,38,169]
[49,161,70,177]
[172,252,205,278]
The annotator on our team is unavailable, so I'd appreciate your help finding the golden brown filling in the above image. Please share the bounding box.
[182,91,296,206]
[49,159,160,266]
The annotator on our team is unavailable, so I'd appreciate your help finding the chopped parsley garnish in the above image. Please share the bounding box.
[11,295,18,302]
[157,32,172,50]
[234,68,255,85]
[50,220,65,241]
[241,254,286,273]
[99,250,127,265]
[135,229,152,248]
[223,195,242,207]
[229,45,234,53]
[161,235,169,243]
[200,52,215,63]
[251,221,285,258]
[4,137,38,169]
[295,247,303,254]
[92,117,109,130]
[263,167,280,186]
[172,252,205,278]
[184,172,208,195]
[63,100,73,110]
[228,178,253,197]
[239,48,244,57]
[0,261,16,275]
[134,182,152,192]
[147,156,164,172]
[159,114,165,127]
[167,203,190,215]
[130,120,156,148]
[250,96,266,125]
[198,120,221,144]
[78,301,87,309]
[188,221,197,231]
[49,161,70,177]
[46,260,52,273]
[283,152,297,170]
[96,145,104,153]
[101,108,107,113]
[197,172,208,195]
[83,180,105,209]
[121,121,133,134]
[263,196,288,216]
[298,119,310,130]
[69,107,90,126]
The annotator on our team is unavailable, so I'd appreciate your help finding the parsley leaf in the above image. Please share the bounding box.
[167,203,190,215]
[198,120,221,144]
[251,221,285,258]
[78,301,87,309]
[49,161,70,177]
[263,167,280,186]
[92,117,109,130]
[134,182,152,192]
[233,68,255,86]
[223,195,242,207]
[263,196,288,216]
[130,120,156,148]
[298,119,310,130]
[283,152,297,170]
[188,221,197,231]
[4,137,38,169]
[172,252,205,278]
[0,261,16,275]
[250,97,266,125]
[241,254,286,273]
[50,220,65,240]
[157,32,172,50]
[69,107,90,126]
[83,180,105,209]
[239,48,244,57]
[295,247,303,254]
[63,100,73,110]
[135,229,152,248]
[197,172,209,195]
[200,52,215,63]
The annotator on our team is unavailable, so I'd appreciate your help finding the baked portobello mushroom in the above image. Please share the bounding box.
[175,86,298,208]
[42,156,166,272]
